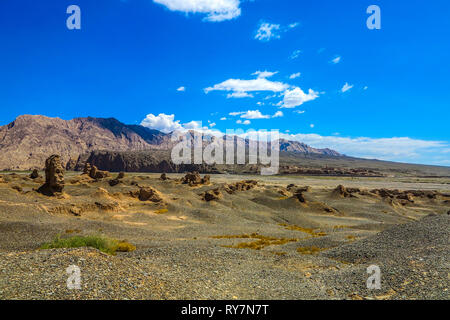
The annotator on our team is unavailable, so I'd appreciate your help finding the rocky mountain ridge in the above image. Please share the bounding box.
[0,115,341,170]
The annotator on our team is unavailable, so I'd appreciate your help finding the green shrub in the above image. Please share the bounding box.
[40,235,136,255]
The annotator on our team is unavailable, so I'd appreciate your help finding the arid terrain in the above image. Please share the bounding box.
[0,168,449,300]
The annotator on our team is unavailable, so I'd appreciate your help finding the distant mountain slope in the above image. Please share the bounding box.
[0,115,169,170]
[0,115,341,170]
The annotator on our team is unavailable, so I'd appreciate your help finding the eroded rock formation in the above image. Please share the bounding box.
[37,155,65,196]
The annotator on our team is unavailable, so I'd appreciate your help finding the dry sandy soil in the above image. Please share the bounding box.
[0,172,449,300]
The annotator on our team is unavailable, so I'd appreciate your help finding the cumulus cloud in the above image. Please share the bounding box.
[341,82,354,93]
[205,73,289,96]
[153,0,241,22]
[228,110,283,120]
[240,110,270,119]
[280,87,319,108]
[289,72,301,79]
[183,120,203,130]
[177,86,186,92]
[140,113,183,133]
[293,110,305,114]
[141,113,225,137]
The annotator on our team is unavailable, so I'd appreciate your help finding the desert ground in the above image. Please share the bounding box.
[0,171,449,300]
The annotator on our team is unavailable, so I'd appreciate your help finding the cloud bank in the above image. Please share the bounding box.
[153,0,241,22]
[140,113,449,165]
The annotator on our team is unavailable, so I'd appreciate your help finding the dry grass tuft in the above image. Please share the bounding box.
[212,233,298,250]
[279,223,327,237]
[297,246,324,255]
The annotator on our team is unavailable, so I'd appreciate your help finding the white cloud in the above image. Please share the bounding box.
[209,122,216,128]
[141,113,449,165]
[227,92,254,98]
[310,124,315,128]
[272,111,283,118]
[220,117,227,120]
[289,72,301,79]
[177,86,186,92]
[141,113,183,133]
[255,21,299,42]
[240,110,270,119]
[236,119,250,125]
[281,133,448,163]
[182,120,203,130]
[363,86,368,90]
[229,109,283,119]
[341,82,354,93]
[293,110,305,114]
[255,22,281,41]
[331,56,341,64]
[205,74,289,96]
[281,87,319,108]
[290,50,302,60]
[153,0,241,22]
[252,70,278,79]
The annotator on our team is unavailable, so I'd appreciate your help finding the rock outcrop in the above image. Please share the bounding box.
[37,155,65,196]
[89,165,110,180]
[109,172,125,187]
[181,172,211,186]
[332,185,444,205]
[223,180,258,194]
[131,187,163,203]
[292,187,311,203]
[201,188,223,202]
[82,163,92,175]
[30,169,40,179]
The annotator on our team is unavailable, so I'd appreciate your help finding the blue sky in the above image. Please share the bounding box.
[0,0,449,165]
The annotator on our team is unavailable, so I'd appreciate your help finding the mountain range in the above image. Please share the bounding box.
[0,115,341,171]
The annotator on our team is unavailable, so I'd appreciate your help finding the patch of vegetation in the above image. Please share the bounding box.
[154,208,168,214]
[65,229,81,234]
[279,223,327,237]
[40,235,136,255]
[212,233,298,250]
[333,225,350,230]
[296,246,324,255]
[346,235,357,241]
